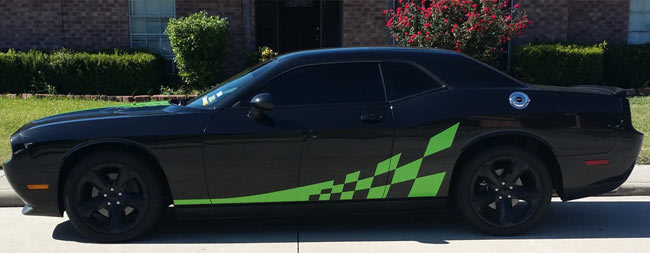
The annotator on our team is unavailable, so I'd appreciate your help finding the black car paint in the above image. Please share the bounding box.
[2,47,643,217]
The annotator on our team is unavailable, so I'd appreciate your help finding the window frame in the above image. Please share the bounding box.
[128,0,176,59]
[234,61,390,108]
[378,59,448,103]
[629,0,650,44]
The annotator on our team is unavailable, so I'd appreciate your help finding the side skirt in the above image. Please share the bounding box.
[173,197,448,220]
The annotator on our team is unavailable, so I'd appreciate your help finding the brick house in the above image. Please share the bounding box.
[1,0,649,74]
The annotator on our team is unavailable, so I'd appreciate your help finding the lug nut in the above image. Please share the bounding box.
[110,188,114,192]
[116,201,121,205]
[103,194,108,197]
[107,202,111,206]
[118,192,122,196]
[507,195,512,198]
[501,182,506,186]
[495,188,499,192]
[509,186,514,190]
[498,196,503,199]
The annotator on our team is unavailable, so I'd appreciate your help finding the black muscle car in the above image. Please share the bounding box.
[3,47,643,242]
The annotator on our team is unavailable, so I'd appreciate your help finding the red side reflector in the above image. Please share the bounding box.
[585,160,610,166]
[27,184,49,190]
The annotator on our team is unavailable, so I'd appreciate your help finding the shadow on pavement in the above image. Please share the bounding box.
[52,200,650,244]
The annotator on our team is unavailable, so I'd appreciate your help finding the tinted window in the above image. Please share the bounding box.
[421,54,523,88]
[380,62,442,100]
[243,62,385,106]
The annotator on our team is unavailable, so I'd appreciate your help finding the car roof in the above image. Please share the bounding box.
[274,47,460,64]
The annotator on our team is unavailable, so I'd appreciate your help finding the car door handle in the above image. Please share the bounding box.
[360,113,384,123]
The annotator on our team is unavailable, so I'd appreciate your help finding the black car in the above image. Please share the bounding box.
[3,47,643,242]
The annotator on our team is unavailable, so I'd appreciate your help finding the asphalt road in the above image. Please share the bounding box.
[1,196,650,253]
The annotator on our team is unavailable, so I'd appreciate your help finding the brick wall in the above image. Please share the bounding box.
[176,0,246,73]
[342,0,389,46]
[0,0,130,50]
[518,0,629,44]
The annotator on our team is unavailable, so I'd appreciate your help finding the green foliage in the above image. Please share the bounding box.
[0,49,166,95]
[604,43,650,89]
[166,11,230,89]
[630,96,650,164]
[384,0,530,64]
[246,46,279,67]
[514,43,606,86]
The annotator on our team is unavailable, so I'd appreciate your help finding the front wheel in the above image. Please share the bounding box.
[454,146,552,235]
[64,151,166,242]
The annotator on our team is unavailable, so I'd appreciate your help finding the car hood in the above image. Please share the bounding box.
[14,101,174,134]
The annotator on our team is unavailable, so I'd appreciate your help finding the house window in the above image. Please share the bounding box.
[629,0,650,44]
[129,0,175,58]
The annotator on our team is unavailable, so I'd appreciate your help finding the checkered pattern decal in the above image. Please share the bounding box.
[173,122,459,206]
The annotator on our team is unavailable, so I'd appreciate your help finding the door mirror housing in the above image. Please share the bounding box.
[250,93,274,111]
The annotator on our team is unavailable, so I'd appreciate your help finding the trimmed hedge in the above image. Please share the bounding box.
[604,43,650,89]
[0,49,166,95]
[514,43,606,86]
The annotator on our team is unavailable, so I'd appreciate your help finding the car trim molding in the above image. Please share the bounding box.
[173,122,460,206]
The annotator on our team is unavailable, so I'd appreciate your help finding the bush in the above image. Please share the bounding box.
[514,43,606,86]
[384,0,530,63]
[245,46,279,67]
[0,49,166,95]
[166,11,230,89]
[604,43,650,89]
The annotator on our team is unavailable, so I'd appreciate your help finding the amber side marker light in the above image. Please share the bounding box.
[585,160,610,166]
[27,184,49,190]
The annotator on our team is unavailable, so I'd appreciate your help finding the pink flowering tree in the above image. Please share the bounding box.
[384,0,530,63]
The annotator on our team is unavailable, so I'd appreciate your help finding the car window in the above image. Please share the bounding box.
[380,62,442,100]
[420,54,524,88]
[242,62,385,106]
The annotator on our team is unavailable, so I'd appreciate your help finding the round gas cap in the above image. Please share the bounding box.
[509,91,530,109]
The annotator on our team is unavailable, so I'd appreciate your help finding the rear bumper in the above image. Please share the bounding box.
[558,128,643,201]
[2,156,63,217]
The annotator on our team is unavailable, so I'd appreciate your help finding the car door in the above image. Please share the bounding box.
[378,61,454,199]
[237,62,396,202]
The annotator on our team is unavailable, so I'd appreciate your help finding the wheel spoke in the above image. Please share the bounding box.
[107,206,125,232]
[504,160,528,184]
[511,186,541,203]
[122,193,146,211]
[498,198,517,225]
[78,198,107,218]
[85,170,110,191]
[116,167,138,191]
[477,165,500,186]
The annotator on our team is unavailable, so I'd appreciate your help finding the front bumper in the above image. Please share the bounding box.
[3,156,63,217]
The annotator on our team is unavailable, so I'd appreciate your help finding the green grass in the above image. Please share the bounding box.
[0,97,649,165]
[630,96,650,164]
[1,98,122,163]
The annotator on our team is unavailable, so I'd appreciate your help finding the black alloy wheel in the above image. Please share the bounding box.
[64,151,165,242]
[454,146,552,235]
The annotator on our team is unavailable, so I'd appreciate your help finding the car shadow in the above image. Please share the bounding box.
[52,200,650,244]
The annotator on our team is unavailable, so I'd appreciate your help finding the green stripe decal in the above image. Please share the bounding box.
[174,122,460,205]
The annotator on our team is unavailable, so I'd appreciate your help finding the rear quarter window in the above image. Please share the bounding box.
[420,54,524,88]
[380,62,443,100]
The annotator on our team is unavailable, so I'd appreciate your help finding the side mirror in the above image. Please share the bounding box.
[250,93,273,111]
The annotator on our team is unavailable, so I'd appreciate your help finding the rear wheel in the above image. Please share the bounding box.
[454,146,552,235]
[64,151,165,242]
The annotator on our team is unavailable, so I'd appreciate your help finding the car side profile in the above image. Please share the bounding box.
[3,47,643,242]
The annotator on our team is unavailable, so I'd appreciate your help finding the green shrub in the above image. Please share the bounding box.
[604,43,650,89]
[166,11,230,89]
[0,49,166,95]
[514,43,606,86]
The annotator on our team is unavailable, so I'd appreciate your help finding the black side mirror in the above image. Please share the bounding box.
[250,93,273,111]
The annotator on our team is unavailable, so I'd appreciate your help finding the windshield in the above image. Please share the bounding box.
[187,60,275,109]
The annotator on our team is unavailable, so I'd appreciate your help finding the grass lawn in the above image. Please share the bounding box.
[0,97,648,165]
[630,96,650,164]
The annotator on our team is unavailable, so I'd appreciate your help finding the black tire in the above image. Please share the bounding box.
[64,151,166,242]
[454,146,552,235]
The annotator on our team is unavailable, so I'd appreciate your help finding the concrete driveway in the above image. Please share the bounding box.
[1,196,650,253]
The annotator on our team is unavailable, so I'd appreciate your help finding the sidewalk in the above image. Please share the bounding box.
[0,165,649,207]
